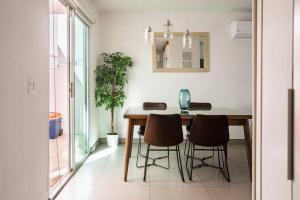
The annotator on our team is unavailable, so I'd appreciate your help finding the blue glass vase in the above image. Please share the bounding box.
[179,89,191,111]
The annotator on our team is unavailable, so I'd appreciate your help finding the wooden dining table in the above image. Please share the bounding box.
[123,107,252,181]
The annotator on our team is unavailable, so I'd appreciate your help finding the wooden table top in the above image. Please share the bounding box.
[123,107,252,120]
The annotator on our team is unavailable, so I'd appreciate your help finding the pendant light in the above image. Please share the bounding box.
[144,0,153,44]
[144,26,153,45]
[163,19,174,39]
[183,0,192,48]
[163,0,173,39]
[183,29,192,48]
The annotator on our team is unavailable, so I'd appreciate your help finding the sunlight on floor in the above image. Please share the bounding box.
[85,147,117,163]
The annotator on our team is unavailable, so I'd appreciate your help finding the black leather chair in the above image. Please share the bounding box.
[184,102,212,156]
[143,114,184,182]
[136,102,169,169]
[186,115,230,182]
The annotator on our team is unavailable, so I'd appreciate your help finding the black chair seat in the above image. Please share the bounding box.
[186,115,231,182]
[143,114,185,182]
[136,102,168,169]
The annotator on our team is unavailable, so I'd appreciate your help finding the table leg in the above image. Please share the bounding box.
[124,119,134,182]
[243,119,252,180]
[129,130,133,158]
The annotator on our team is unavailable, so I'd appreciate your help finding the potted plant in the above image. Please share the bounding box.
[95,52,134,147]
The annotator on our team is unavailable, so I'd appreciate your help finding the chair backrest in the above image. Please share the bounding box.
[144,114,183,147]
[186,102,212,132]
[189,115,229,146]
[143,102,167,110]
[189,102,212,110]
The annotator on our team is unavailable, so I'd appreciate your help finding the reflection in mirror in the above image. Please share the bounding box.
[152,32,209,72]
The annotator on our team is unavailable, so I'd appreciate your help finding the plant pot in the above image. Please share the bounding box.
[107,133,118,148]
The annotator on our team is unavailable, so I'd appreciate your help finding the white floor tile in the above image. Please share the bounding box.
[56,144,252,200]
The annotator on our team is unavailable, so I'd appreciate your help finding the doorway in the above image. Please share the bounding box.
[49,0,71,193]
[48,0,90,197]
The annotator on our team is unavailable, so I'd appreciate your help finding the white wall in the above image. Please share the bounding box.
[0,0,49,199]
[0,0,100,199]
[97,11,252,139]
[87,10,101,148]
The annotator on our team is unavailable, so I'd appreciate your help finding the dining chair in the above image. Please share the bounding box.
[184,102,212,157]
[136,102,169,169]
[143,114,184,182]
[186,115,230,182]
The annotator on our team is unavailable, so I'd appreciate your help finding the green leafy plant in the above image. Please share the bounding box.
[95,52,134,135]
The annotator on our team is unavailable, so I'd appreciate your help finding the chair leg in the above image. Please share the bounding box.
[136,136,169,169]
[223,144,230,182]
[223,144,228,159]
[167,147,170,169]
[136,136,142,168]
[185,142,190,170]
[217,146,221,168]
[184,139,188,156]
[219,147,225,169]
[143,144,150,182]
[176,145,185,182]
[189,144,195,181]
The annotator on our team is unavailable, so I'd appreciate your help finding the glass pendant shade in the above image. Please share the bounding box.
[183,29,192,48]
[163,19,173,39]
[188,36,192,48]
[179,89,191,111]
[144,26,153,45]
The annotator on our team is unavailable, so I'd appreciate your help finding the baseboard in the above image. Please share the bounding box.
[98,138,245,145]
[90,138,102,152]
[228,139,245,145]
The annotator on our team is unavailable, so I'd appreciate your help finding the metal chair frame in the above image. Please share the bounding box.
[136,135,170,169]
[185,143,230,182]
[143,145,185,182]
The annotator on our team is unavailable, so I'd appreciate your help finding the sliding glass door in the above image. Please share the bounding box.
[73,15,89,165]
[48,0,71,195]
[48,1,90,197]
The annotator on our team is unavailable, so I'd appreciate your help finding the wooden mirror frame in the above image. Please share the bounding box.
[152,32,210,73]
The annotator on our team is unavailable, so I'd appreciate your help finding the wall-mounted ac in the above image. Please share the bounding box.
[230,21,252,39]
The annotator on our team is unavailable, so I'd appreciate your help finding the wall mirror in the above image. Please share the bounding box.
[152,32,209,72]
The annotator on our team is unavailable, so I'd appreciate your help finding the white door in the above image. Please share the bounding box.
[293,0,300,199]
[258,0,293,199]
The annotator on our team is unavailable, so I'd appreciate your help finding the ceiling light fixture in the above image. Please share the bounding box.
[163,19,174,39]
[163,0,174,39]
[183,0,192,48]
[183,29,192,48]
[144,26,153,45]
[144,0,153,44]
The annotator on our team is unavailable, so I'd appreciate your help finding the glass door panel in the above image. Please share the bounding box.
[74,15,89,164]
[48,0,71,194]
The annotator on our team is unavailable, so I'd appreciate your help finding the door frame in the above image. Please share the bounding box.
[252,0,259,200]
[70,13,91,170]
[48,0,73,198]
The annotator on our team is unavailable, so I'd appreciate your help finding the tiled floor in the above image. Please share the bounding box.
[49,133,69,188]
[56,143,251,200]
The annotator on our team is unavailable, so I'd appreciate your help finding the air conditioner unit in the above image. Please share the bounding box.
[231,21,252,39]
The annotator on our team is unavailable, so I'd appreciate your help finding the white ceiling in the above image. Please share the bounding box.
[91,0,252,13]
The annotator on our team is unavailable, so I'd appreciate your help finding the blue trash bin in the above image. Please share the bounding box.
[49,112,62,139]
